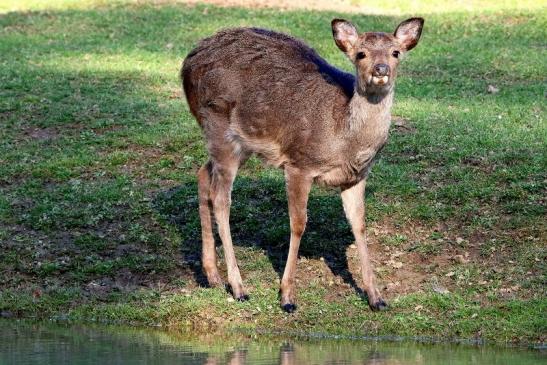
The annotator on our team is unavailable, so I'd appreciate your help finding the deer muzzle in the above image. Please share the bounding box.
[372,63,390,85]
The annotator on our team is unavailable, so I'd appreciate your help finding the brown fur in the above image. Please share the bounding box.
[181,18,424,311]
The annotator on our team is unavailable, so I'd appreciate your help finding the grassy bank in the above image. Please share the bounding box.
[0,0,545,345]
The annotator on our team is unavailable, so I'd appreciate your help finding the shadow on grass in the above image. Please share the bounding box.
[153,174,378,299]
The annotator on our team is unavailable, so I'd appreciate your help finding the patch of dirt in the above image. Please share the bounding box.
[175,0,367,13]
[461,155,499,174]
[391,115,417,134]
[16,123,126,144]
[304,216,544,303]
[23,127,61,141]
[114,145,178,177]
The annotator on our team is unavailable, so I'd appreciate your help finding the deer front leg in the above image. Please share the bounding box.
[280,167,312,313]
[341,180,387,311]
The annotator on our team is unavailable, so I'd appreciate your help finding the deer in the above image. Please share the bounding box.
[181,17,424,312]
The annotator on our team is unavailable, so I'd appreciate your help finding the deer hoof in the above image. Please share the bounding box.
[236,294,249,302]
[370,298,388,311]
[281,303,297,313]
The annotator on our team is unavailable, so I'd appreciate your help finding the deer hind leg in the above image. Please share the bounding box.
[198,161,223,287]
[210,154,249,300]
[341,180,387,311]
[200,118,250,300]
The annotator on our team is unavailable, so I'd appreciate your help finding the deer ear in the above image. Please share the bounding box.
[394,17,424,51]
[332,19,359,57]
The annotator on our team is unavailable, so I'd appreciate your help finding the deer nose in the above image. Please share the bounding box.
[373,64,390,76]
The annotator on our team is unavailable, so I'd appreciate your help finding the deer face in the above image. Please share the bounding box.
[332,18,424,95]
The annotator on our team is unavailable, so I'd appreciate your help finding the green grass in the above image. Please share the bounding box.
[0,0,545,345]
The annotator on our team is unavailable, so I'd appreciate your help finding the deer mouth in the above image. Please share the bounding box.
[372,75,389,86]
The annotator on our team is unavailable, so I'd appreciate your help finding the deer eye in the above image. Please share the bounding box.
[356,52,366,60]
[392,50,400,58]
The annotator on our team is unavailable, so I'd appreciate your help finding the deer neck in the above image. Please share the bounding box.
[347,88,393,134]
[328,88,394,185]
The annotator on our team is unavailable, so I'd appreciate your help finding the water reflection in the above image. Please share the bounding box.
[0,321,543,365]
[204,349,247,365]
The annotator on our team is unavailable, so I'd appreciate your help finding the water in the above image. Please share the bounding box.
[0,321,544,365]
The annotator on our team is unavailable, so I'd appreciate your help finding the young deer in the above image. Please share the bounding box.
[181,18,424,312]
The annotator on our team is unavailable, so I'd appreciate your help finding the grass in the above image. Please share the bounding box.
[0,0,545,346]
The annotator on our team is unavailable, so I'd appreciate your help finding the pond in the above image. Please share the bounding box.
[0,321,544,365]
